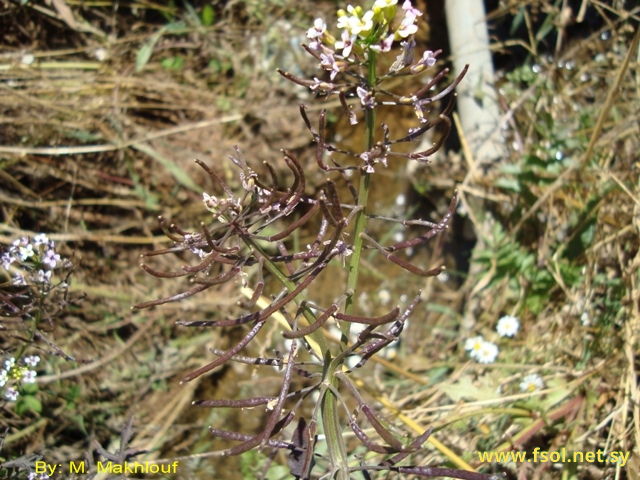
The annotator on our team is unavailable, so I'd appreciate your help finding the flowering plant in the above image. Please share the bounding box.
[1,235,81,405]
[134,2,500,479]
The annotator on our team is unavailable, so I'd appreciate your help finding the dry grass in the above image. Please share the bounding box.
[1,0,639,479]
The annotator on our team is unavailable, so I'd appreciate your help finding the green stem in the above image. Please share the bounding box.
[322,377,349,479]
[323,49,378,480]
[344,49,377,319]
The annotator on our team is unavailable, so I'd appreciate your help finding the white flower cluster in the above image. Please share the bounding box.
[28,472,50,480]
[464,315,521,364]
[306,0,439,82]
[1,355,40,402]
[1,234,68,287]
[464,336,498,364]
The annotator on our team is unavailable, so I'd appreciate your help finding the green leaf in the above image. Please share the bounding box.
[161,55,184,71]
[165,20,187,34]
[131,143,200,193]
[16,395,42,414]
[498,163,522,175]
[21,381,38,394]
[510,7,525,36]
[201,5,214,26]
[439,375,500,402]
[208,58,222,73]
[136,28,166,72]
[494,177,522,192]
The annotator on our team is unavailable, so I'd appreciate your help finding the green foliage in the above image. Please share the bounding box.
[474,223,583,315]
[15,383,41,415]
[239,450,289,479]
[201,5,215,26]
[161,55,184,71]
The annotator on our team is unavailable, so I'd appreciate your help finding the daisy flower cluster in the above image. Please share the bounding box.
[465,335,498,364]
[0,355,40,402]
[464,314,521,364]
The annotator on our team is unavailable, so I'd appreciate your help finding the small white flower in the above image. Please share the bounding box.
[464,335,484,353]
[397,19,418,38]
[18,244,35,261]
[0,370,8,387]
[356,86,374,107]
[23,370,37,383]
[335,29,356,57]
[377,289,391,306]
[419,50,437,67]
[4,357,16,371]
[307,18,326,39]
[347,10,374,36]
[5,387,19,401]
[28,472,50,480]
[580,311,591,326]
[320,52,340,80]
[36,269,52,284]
[437,271,450,283]
[94,47,108,61]
[370,33,395,53]
[21,53,35,65]
[410,49,438,73]
[402,0,422,17]
[33,234,50,246]
[374,0,398,8]
[24,355,40,367]
[496,315,520,337]
[474,340,499,364]
[519,373,544,392]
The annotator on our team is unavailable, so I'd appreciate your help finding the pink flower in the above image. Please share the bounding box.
[335,30,356,57]
[410,49,439,73]
[320,52,341,80]
[402,0,422,17]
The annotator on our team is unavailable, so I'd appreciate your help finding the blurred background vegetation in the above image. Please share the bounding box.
[1,0,638,478]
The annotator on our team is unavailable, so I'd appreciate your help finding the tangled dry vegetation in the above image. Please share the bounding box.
[1,0,639,479]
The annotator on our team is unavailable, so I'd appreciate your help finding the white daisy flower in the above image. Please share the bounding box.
[465,335,484,355]
[474,340,499,364]
[496,315,520,337]
[520,373,544,392]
